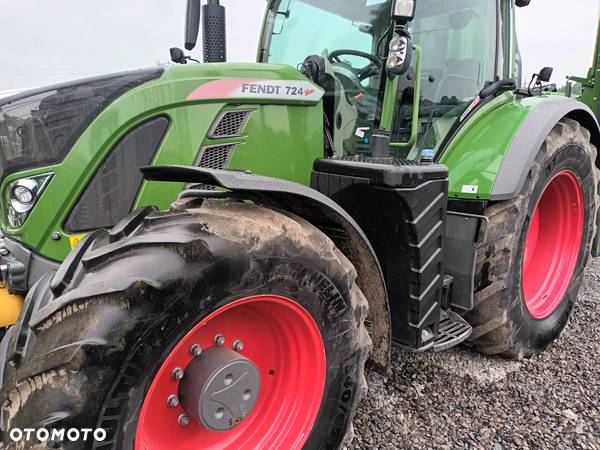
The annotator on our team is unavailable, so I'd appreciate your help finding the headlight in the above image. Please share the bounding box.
[6,174,52,228]
[11,182,36,207]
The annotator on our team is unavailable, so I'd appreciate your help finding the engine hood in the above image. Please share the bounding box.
[162,62,324,106]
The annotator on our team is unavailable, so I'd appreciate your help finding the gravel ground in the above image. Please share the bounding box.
[350,258,600,449]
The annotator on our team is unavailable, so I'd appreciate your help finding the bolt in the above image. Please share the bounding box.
[0,249,8,256]
[51,232,62,241]
[214,334,225,346]
[232,340,244,352]
[231,417,242,427]
[167,395,179,408]
[178,414,190,426]
[172,367,184,380]
[190,344,202,357]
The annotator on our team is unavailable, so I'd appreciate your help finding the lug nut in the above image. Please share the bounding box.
[232,340,244,352]
[214,334,226,346]
[167,395,179,408]
[178,414,190,426]
[190,344,202,357]
[172,367,184,380]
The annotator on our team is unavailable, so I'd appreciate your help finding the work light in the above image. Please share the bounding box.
[392,0,416,22]
[386,36,412,76]
[6,174,52,228]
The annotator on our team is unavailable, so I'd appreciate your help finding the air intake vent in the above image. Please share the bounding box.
[196,144,235,169]
[193,144,235,190]
[209,110,252,138]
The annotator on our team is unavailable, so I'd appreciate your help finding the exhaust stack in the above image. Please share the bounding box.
[202,0,227,63]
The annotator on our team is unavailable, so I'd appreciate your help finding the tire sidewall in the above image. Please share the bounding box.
[104,256,364,450]
[510,143,595,350]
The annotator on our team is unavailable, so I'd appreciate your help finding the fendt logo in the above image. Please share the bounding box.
[187,79,324,102]
[241,82,316,97]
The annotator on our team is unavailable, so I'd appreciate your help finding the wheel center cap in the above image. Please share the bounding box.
[179,346,261,431]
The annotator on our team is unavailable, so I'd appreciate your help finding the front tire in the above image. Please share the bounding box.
[0,200,371,449]
[467,118,599,358]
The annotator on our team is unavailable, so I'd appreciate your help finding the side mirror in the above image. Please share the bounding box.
[538,67,554,83]
[391,0,416,23]
[170,47,187,64]
[185,0,201,51]
[386,35,413,77]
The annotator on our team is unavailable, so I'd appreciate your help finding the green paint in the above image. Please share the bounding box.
[440,92,545,199]
[380,75,398,132]
[2,63,324,261]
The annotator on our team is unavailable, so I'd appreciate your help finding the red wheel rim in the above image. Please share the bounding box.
[135,295,326,450]
[522,170,584,319]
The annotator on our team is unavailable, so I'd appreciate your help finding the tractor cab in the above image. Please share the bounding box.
[261,0,511,159]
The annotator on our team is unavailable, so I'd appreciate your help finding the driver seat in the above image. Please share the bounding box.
[300,55,358,157]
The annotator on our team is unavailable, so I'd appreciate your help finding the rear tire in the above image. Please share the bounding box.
[0,200,371,449]
[466,118,599,358]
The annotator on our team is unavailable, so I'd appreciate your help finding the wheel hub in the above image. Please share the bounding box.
[135,295,326,450]
[179,346,261,431]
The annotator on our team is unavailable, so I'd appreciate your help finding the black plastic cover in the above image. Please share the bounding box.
[314,157,448,188]
[312,157,449,350]
[0,68,163,184]
[64,116,169,232]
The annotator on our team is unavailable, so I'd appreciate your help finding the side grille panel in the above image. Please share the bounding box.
[65,116,169,232]
[208,110,252,139]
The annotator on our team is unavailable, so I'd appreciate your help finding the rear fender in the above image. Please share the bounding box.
[441,95,600,257]
[142,165,391,372]
[492,97,600,257]
[491,96,600,200]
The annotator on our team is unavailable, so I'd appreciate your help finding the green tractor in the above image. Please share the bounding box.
[0,0,599,448]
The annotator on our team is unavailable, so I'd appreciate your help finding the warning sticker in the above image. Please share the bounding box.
[461,185,479,194]
[69,234,86,249]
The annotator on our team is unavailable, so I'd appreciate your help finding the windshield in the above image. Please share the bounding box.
[265,0,497,159]
[267,0,391,69]
[266,0,392,156]
[406,0,498,155]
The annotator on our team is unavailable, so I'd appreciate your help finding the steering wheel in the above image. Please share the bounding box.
[328,49,382,82]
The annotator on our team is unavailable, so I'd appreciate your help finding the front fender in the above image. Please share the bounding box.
[142,165,392,372]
